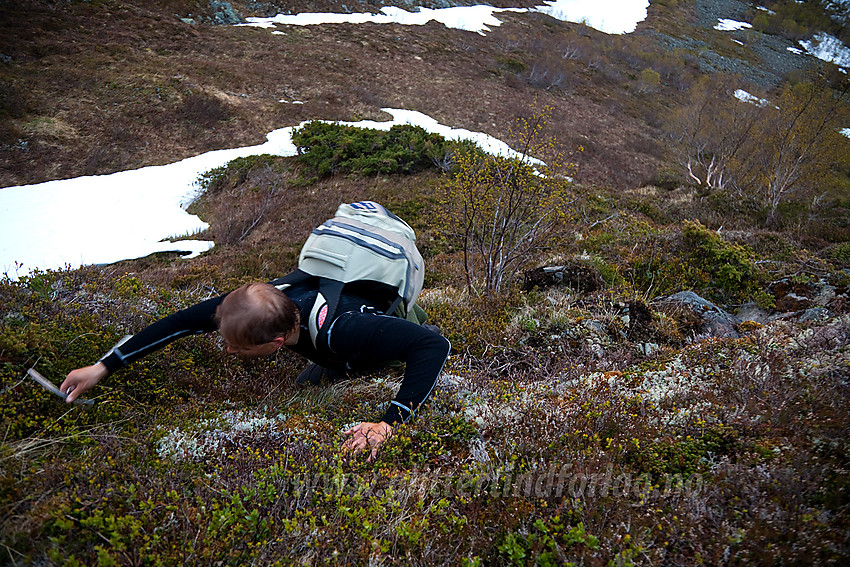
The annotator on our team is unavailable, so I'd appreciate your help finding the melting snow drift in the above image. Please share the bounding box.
[714,18,752,31]
[799,32,850,68]
[243,0,649,36]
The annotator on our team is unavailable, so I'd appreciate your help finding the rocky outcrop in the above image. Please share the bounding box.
[209,1,243,25]
[768,277,841,313]
[657,290,740,340]
[656,279,848,344]
[522,264,604,293]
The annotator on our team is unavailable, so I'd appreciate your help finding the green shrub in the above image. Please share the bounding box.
[638,68,661,93]
[438,107,577,295]
[625,425,738,476]
[652,166,683,191]
[823,242,850,268]
[681,220,759,296]
[498,518,599,566]
[195,154,283,194]
[291,121,455,177]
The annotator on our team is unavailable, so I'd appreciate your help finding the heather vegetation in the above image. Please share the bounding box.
[3,112,849,563]
[291,122,458,177]
[2,0,850,565]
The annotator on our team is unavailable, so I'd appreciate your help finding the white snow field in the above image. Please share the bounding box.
[733,89,771,107]
[799,32,850,68]
[241,6,526,36]
[242,0,650,36]
[714,19,752,31]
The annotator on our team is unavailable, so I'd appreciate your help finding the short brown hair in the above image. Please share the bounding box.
[215,283,299,347]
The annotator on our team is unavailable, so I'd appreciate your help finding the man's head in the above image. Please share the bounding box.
[215,282,299,356]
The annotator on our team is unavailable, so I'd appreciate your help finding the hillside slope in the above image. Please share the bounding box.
[1,0,834,189]
[1,1,850,565]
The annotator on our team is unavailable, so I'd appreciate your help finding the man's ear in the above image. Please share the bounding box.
[272,336,287,349]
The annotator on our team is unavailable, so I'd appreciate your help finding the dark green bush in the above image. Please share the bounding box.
[824,242,850,268]
[291,121,455,177]
[627,221,763,300]
[652,166,684,191]
[681,220,757,292]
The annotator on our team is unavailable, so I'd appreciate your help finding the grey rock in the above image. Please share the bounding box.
[814,280,837,306]
[800,307,830,322]
[209,1,243,25]
[702,311,741,338]
[585,320,607,335]
[659,290,740,339]
[660,291,724,314]
[736,302,769,324]
[637,342,660,356]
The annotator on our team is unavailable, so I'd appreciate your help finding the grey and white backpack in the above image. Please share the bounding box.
[275,201,425,348]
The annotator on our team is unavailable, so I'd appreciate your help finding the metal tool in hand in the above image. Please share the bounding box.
[25,368,95,407]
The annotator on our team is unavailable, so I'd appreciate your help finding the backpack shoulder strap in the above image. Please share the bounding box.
[307,277,345,351]
[271,271,347,351]
[270,268,312,290]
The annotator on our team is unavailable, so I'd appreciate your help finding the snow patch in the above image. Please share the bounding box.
[799,32,850,67]
[242,0,649,36]
[733,89,771,107]
[714,19,752,31]
[241,5,526,35]
[534,0,649,34]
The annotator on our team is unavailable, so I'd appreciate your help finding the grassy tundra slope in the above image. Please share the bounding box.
[2,0,850,565]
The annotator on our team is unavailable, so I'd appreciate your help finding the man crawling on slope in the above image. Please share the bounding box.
[60,279,450,459]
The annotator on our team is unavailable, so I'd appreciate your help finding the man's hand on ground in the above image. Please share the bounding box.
[60,362,107,403]
[342,421,393,461]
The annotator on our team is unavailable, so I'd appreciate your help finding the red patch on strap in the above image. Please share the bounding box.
[317,304,328,328]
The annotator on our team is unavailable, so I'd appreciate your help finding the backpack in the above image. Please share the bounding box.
[275,201,425,349]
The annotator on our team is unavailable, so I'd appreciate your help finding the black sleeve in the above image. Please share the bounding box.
[99,296,225,374]
[326,312,451,425]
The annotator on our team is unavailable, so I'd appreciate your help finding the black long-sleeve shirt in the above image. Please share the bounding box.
[98,280,450,425]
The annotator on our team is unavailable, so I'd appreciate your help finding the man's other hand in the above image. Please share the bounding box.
[60,362,107,403]
[342,421,393,461]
